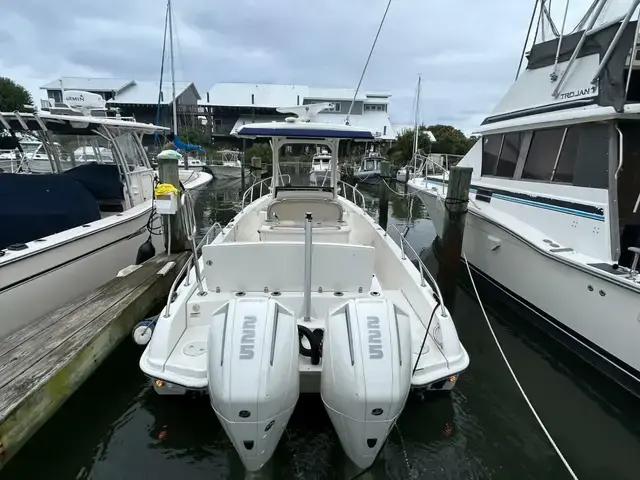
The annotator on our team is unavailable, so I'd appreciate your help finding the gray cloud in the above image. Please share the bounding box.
[1,0,592,133]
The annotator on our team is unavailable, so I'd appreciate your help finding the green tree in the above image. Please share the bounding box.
[0,77,33,112]
[388,124,476,165]
[245,141,272,163]
[179,125,211,147]
[428,124,476,156]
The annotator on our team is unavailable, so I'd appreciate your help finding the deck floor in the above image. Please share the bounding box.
[0,252,189,468]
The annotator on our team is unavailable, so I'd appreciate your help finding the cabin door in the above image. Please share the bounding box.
[617,121,640,267]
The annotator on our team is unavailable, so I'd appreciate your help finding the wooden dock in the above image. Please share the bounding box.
[0,252,189,468]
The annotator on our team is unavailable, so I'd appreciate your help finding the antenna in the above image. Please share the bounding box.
[345,0,393,125]
[168,0,178,136]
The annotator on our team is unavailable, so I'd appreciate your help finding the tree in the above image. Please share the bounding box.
[387,124,476,166]
[0,77,33,112]
[245,141,272,163]
[179,125,211,147]
[427,124,476,156]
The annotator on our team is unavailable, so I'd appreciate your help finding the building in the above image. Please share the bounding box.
[40,78,396,150]
[40,77,201,132]
[199,83,396,143]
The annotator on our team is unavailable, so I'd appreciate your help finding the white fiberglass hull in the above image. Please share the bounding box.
[140,193,469,392]
[210,165,247,179]
[179,169,213,191]
[0,174,209,340]
[410,183,640,393]
[0,203,163,340]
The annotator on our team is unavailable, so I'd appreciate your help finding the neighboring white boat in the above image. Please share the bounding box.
[409,0,640,395]
[180,156,206,170]
[309,147,337,186]
[210,149,249,178]
[178,168,212,191]
[139,104,469,472]
[0,100,207,340]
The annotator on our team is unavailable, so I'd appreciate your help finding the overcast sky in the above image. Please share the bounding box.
[1,0,595,134]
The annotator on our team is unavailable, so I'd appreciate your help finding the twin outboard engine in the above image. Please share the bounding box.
[207,298,299,472]
[321,298,413,469]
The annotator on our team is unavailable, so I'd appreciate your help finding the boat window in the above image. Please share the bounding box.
[22,143,40,155]
[522,128,564,181]
[481,135,502,176]
[113,133,145,168]
[364,159,376,170]
[546,123,609,187]
[495,132,522,178]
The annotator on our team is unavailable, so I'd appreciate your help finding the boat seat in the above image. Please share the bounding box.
[258,223,351,243]
[202,241,374,293]
[266,197,343,225]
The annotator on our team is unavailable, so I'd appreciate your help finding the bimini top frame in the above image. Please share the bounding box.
[0,110,170,207]
[235,116,374,199]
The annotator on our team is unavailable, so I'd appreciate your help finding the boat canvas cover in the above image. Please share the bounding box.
[0,173,101,250]
[526,21,637,112]
[62,163,124,201]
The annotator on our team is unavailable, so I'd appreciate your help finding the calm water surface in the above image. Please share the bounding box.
[4,176,640,479]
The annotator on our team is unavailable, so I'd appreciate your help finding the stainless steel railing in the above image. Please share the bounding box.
[387,224,447,317]
[241,174,291,209]
[163,190,224,317]
[337,180,366,209]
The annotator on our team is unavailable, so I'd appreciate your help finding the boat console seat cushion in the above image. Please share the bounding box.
[266,198,343,225]
[202,241,374,293]
[258,224,351,243]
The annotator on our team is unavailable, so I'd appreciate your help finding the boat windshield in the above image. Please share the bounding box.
[22,143,40,154]
[364,159,376,170]
[20,134,115,174]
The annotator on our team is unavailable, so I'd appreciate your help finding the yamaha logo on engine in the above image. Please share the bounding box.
[239,316,257,359]
[367,316,383,359]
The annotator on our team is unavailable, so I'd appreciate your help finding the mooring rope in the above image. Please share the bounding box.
[463,253,579,480]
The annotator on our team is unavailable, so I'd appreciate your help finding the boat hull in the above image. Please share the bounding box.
[210,165,247,179]
[411,185,640,395]
[353,170,381,184]
[0,205,163,339]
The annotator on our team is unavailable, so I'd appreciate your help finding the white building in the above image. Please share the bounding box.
[200,82,396,141]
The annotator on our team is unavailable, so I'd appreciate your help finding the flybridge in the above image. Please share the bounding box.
[484,0,640,124]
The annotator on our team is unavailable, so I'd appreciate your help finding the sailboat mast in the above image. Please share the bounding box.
[168,0,178,136]
[412,75,421,171]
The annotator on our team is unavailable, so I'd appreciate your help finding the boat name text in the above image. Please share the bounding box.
[559,85,596,100]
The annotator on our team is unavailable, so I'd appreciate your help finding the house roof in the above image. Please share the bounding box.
[204,83,391,108]
[108,81,200,105]
[40,77,135,93]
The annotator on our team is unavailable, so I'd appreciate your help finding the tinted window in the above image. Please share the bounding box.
[482,135,502,176]
[495,132,522,178]
[572,123,609,188]
[522,128,564,181]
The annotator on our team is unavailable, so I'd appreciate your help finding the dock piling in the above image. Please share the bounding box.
[157,152,187,253]
[436,166,473,307]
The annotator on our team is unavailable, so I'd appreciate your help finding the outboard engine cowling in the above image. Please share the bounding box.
[321,298,412,469]
[207,297,299,471]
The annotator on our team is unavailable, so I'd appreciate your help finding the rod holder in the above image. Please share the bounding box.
[303,212,313,322]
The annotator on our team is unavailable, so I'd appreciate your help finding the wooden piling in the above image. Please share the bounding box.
[378,160,390,231]
[0,252,190,469]
[157,152,187,253]
[436,166,473,307]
